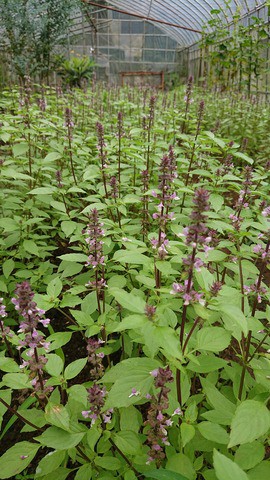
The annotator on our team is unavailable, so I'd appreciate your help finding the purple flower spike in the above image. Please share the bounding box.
[145,366,174,466]
[11,282,52,397]
[82,384,112,426]
[85,209,106,295]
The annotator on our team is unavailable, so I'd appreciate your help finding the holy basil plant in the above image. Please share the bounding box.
[0,78,269,480]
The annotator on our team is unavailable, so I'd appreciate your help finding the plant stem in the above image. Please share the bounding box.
[109,438,144,479]
[0,323,15,359]
[248,332,269,362]
[183,317,200,354]
[68,133,77,185]
[179,244,197,348]
[238,240,270,400]
[180,102,204,212]
[176,369,182,407]
[76,445,92,463]
[0,396,45,431]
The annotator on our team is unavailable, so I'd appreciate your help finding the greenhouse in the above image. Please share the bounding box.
[0,1,270,480]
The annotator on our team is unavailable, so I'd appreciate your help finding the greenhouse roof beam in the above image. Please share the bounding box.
[81,1,267,47]
[81,1,203,33]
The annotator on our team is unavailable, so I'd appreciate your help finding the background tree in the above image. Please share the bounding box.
[0,0,80,82]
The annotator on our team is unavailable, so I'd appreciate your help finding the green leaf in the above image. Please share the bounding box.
[0,390,11,430]
[20,408,46,431]
[180,423,195,447]
[113,250,151,265]
[2,373,31,389]
[0,132,10,143]
[33,293,54,311]
[50,201,67,213]
[70,310,93,327]
[23,239,40,256]
[201,409,234,426]
[205,131,226,149]
[188,355,227,373]
[12,142,29,157]
[142,323,182,360]
[119,406,142,432]
[113,430,141,455]
[0,441,40,479]
[229,400,270,447]
[45,403,70,431]
[0,357,20,373]
[232,152,253,165]
[234,442,265,470]
[135,274,155,288]
[109,288,146,314]
[124,471,137,480]
[74,464,93,480]
[28,187,56,195]
[200,378,236,419]
[213,450,248,480]
[38,467,71,480]
[220,304,248,337]
[81,203,107,214]
[64,358,88,380]
[0,280,8,293]
[47,277,63,300]
[44,152,62,162]
[35,450,66,477]
[47,332,72,351]
[2,259,15,279]
[112,314,147,332]
[2,169,32,180]
[206,250,228,262]
[247,461,270,480]
[35,426,85,450]
[45,354,64,377]
[81,292,98,315]
[197,421,229,444]
[58,253,88,262]
[102,358,160,409]
[83,165,100,181]
[94,456,122,470]
[195,267,215,290]
[185,402,198,424]
[200,468,218,480]
[210,194,224,212]
[166,453,196,480]
[0,397,36,439]
[60,293,82,308]
[107,275,127,288]
[156,261,178,275]
[196,327,231,352]
[61,221,77,237]
[86,427,101,451]
[60,263,84,278]
[68,385,88,408]
[145,470,189,480]
[0,218,19,232]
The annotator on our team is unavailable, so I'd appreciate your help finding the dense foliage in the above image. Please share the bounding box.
[200,5,269,94]
[0,0,80,81]
[58,57,96,89]
[0,79,269,480]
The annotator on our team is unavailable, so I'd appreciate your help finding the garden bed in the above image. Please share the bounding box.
[0,81,269,480]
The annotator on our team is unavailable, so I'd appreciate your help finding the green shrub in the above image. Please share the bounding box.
[58,56,96,88]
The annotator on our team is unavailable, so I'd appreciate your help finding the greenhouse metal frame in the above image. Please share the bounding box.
[62,0,270,93]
